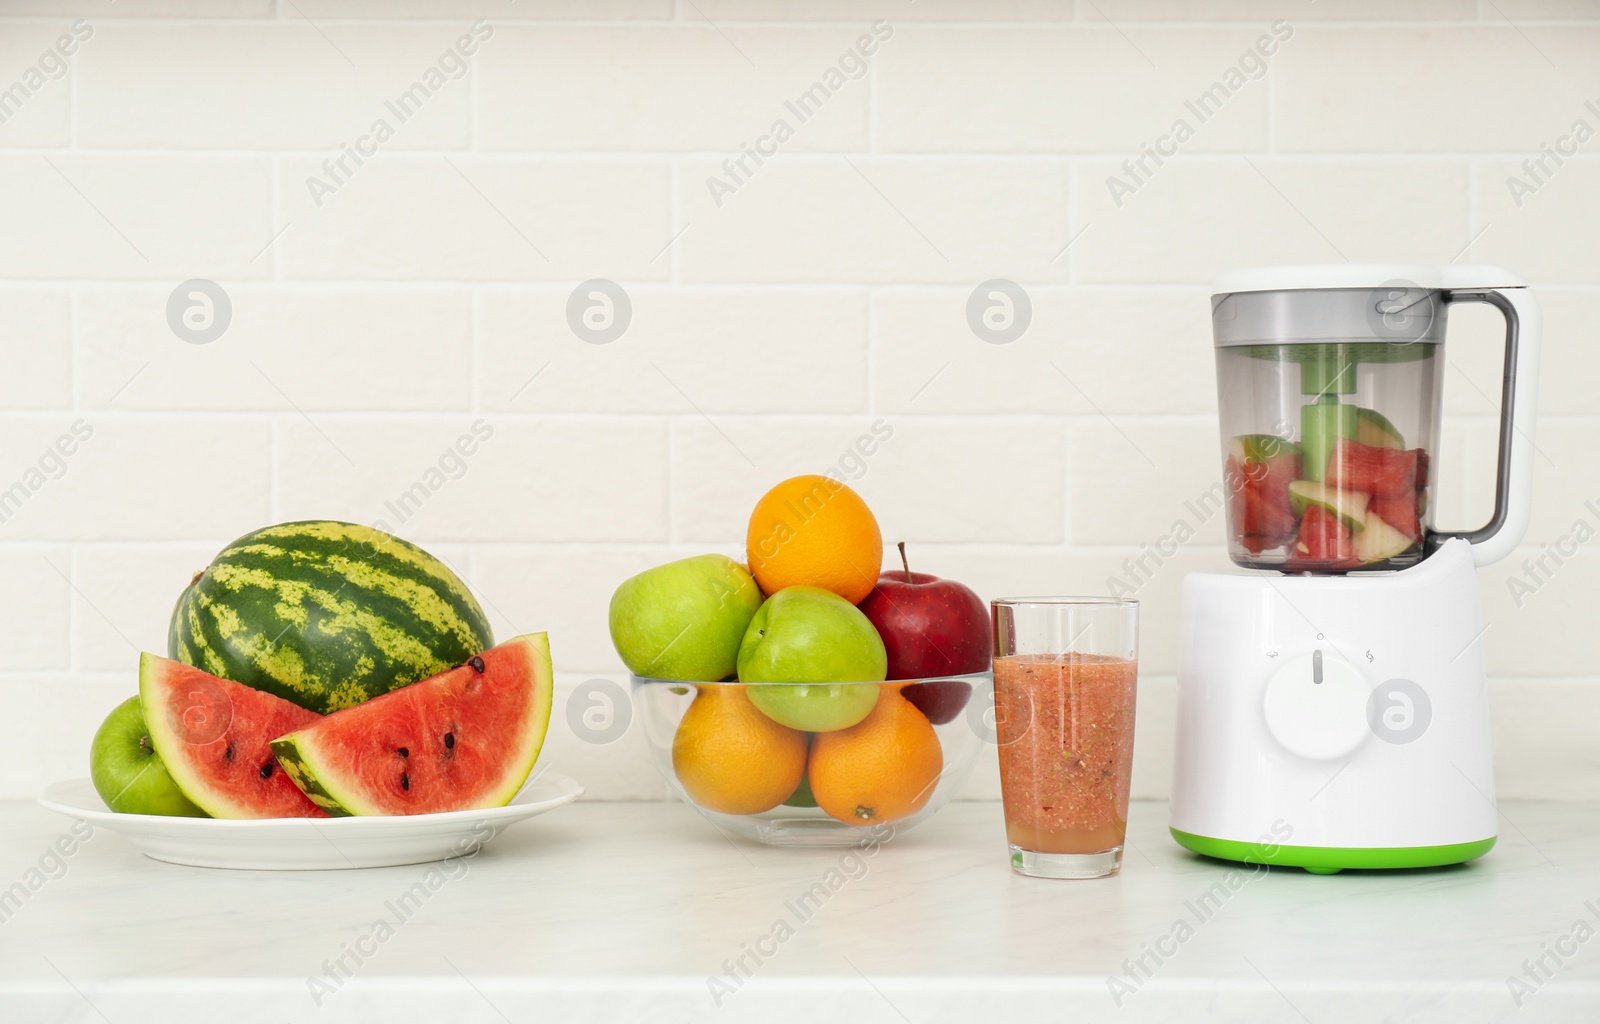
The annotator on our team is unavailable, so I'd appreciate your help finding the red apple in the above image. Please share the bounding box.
[859,544,991,724]
[898,679,973,726]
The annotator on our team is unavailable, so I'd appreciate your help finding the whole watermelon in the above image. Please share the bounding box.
[169,521,494,715]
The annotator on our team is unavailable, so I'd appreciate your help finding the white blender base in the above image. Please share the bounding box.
[1170,539,1498,872]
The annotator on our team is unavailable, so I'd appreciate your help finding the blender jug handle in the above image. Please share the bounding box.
[1427,280,1542,567]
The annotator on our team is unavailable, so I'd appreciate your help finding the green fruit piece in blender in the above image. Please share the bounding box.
[1288,481,1370,531]
[1355,509,1416,563]
[1229,433,1301,464]
[1355,407,1405,449]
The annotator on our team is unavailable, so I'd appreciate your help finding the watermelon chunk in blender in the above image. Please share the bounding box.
[1226,435,1301,554]
[1325,438,1421,499]
[1292,504,1360,569]
[1369,490,1421,541]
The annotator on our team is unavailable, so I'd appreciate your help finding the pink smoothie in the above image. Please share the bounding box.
[993,653,1137,855]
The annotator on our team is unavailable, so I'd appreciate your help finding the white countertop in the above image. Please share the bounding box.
[2,798,1598,1023]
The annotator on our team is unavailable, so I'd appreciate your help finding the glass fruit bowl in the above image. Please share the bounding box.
[632,672,995,847]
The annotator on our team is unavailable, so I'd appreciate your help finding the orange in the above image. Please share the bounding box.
[671,685,807,815]
[809,684,944,826]
[746,475,882,604]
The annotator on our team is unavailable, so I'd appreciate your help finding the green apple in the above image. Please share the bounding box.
[1229,433,1300,464]
[738,586,887,731]
[609,554,763,681]
[1355,509,1414,563]
[1355,407,1405,449]
[89,696,207,817]
[784,771,818,808]
[1288,480,1369,531]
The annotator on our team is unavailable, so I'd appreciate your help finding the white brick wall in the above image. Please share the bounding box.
[0,0,1596,801]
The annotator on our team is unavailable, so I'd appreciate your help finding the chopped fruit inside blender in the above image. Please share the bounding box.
[1219,338,1439,571]
[1354,407,1405,449]
[1225,436,1301,554]
[1293,505,1360,567]
[1227,419,1427,569]
[1369,490,1420,541]
[1287,481,1369,532]
[1354,508,1416,563]
[1325,438,1421,499]
[1229,433,1300,464]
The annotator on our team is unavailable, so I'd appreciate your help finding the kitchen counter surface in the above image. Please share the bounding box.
[2,797,1597,1023]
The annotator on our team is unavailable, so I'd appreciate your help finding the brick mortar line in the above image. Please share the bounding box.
[25,282,1583,289]
[8,150,1600,160]
[266,156,283,282]
[12,281,1599,290]
[0,411,1569,421]
[3,17,1600,27]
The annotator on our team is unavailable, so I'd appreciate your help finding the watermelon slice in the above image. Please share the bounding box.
[138,653,327,818]
[271,633,554,816]
[1290,505,1360,569]
[1324,439,1419,499]
[1370,490,1421,541]
[1287,481,1369,531]
[1227,445,1301,553]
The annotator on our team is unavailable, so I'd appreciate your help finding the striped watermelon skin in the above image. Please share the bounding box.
[169,521,494,715]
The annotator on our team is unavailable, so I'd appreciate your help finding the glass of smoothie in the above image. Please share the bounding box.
[991,598,1138,879]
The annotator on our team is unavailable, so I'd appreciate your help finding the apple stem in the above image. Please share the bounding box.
[898,541,910,577]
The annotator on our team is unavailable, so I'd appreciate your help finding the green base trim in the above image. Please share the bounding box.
[1170,828,1496,873]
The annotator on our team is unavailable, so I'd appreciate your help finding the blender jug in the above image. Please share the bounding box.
[1211,266,1539,573]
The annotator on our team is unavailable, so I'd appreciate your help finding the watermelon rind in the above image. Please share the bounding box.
[138,652,327,819]
[272,633,555,817]
[168,520,494,715]
[270,739,346,815]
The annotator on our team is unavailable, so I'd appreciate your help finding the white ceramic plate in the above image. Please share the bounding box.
[37,772,583,870]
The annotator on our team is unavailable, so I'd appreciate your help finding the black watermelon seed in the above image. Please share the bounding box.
[224,744,235,762]
[259,762,274,779]
[397,747,409,758]
[444,733,455,750]
[468,655,485,673]
[400,772,410,791]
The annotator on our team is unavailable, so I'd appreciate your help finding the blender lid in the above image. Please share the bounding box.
[1210,264,1529,347]
[1213,263,1528,296]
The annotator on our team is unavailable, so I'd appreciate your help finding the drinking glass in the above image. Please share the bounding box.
[992,598,1139,879]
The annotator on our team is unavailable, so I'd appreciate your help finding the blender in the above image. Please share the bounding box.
[1169,265,1540,873]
